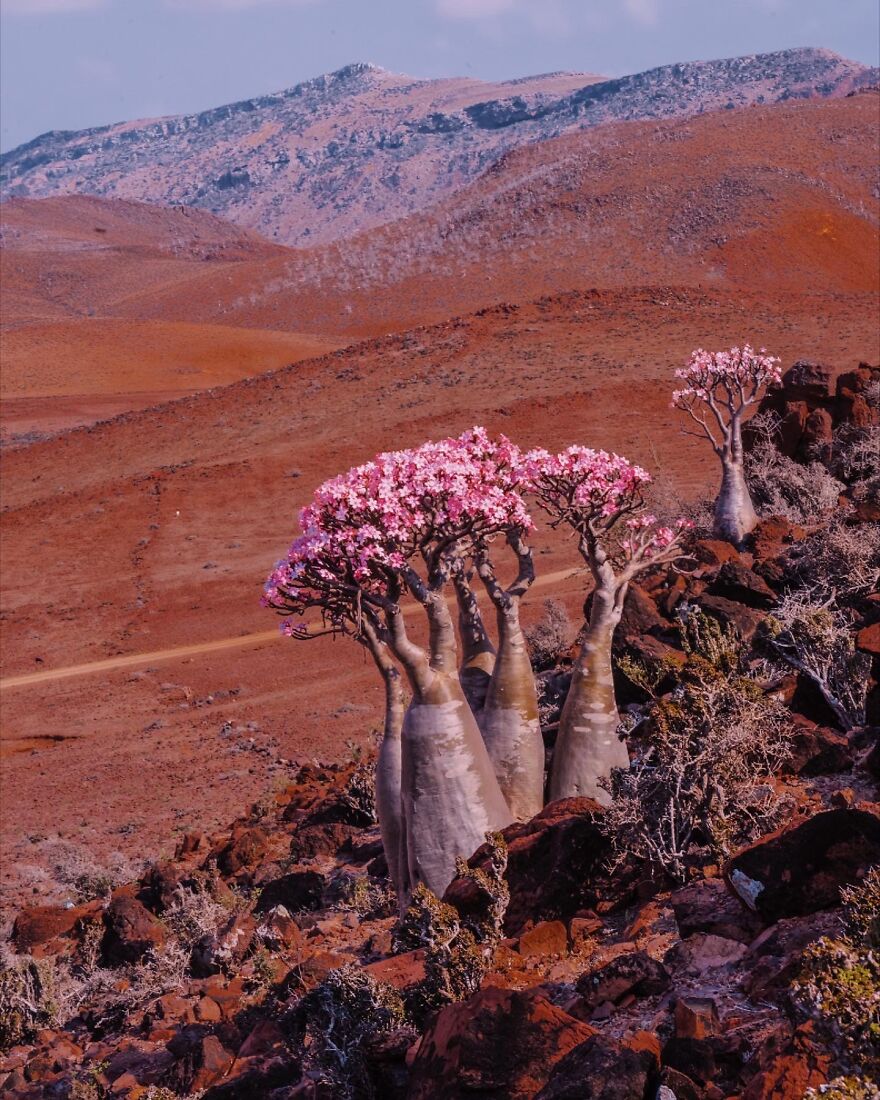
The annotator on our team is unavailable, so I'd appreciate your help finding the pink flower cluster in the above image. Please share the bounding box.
[524,446,652,519]
[620,514,693,557]
[672,344,782,407]
[263,427,532,626]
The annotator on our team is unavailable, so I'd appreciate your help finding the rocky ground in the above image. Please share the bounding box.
[0,363,877,1098]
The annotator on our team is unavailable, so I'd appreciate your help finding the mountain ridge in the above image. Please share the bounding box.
[2,47,875,247]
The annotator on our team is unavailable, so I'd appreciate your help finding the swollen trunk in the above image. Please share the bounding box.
[714,451,758,547]
[375,705,407,910]
[478,607,544,821]
[549,616,629,805]
[400,675,513,898]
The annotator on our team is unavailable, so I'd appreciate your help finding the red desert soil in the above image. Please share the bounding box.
[0,197,344,438]
[1,283,877,921]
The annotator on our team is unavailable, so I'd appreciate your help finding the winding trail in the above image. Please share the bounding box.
[0,566,584,692]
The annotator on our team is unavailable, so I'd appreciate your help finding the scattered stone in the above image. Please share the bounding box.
[675,996,721,1039]
[575,950,670,1011]
[535,1034,657,1099]
[255,870,325,913]
[517,920,568,958]
[101,896,166,966]
[670,877,765,943]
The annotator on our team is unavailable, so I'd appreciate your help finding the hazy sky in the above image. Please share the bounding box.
[1,0,878,152]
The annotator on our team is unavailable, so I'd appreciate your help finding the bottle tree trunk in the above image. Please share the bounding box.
[549,575,629,806]
[478,602,545,821]
[453,569,496,719]
[714,417,759,546]
[361,620,408,909]
[386,589,512,899]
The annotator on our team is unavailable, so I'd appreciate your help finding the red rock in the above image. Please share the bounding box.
[698,594,765,642]
[363,949,427,990]
[707,561,776,607]
[857,621,880,656]
[288,821,358,860]
[11,901,103,956]
[742,1022,831,1099]
[214,825,269,877]
[725,805,880,921]
[742,910,839,1000]
[193,997,222,1023]
[783,716,853,776]
[407,986,596,1100]
[569,915,603,948]
[517,920,569,958]
[781,361,834,405]
[750,516,806,563]
[255,904,304,951]
[675,996,721,1039]
[802,406,834,451]
[665,932,748,976]
[693,539,741,568]
[102,896,166,966]
[535,1033,657,1099]
[190,1035,235,1092]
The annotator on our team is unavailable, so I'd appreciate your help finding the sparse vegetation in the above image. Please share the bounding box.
[792,870,880,1080]
[603,609,792,882]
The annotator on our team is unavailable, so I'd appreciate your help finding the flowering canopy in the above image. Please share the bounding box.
[672,345,782,451]
[264,427,533,636]
[525,446,690,569]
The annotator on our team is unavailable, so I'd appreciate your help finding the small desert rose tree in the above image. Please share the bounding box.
[672,344,782,545]
[526,446,690,804]
[270,428,530,899]
[264,529,409,906]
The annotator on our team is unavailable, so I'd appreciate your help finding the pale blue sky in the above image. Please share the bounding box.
[1,0,877,152]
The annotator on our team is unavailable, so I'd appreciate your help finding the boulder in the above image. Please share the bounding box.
[780,361,834,405]
[445,798,611,936]
[255,870,325,914]
[698,594,765,642]
[674,996,720,1039]
[535,1034,657,1100]
[517,921,569,958]
[11,901,103,956]
[801,406,834,454]
[214,825,269,878]
[101,896,167,966]
[857,621,880,657]
[664,933,748,976]
[575,950,670,1011]
[707,561,776,608]
[742,910,839,1000]
[288,822,359,861]
[407,986,596,1100]
[741,1022,831,1099]
[725,806,880,921]
[669,877,765,944]
[783,717,853,776]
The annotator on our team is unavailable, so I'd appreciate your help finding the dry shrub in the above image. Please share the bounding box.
[745,412,844,522]
[763,591,872,730]
[785,519,880,607]
[603,611,792,883]
[525,598,573,670]
[288,964,411,1099]
[0,947,59,1050]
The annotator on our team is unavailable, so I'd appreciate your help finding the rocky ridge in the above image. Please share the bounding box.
[1,49,875,247]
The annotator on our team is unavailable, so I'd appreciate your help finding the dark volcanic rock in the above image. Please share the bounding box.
[725,806,880,920]
[444,797,611,935]
[670,877,766,944]
[102,896,167,966]
[575,950,671,1011]
[255,870,325,913]
[407,986,596,1100]
[535,1034,657,1099]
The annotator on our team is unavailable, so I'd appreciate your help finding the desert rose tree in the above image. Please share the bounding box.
[527,447,690,804]
[264,529,409,906]
[270,428,529,899]
[672,345,782,545]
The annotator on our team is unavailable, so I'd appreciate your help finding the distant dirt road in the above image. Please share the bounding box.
[0,566,584,692]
